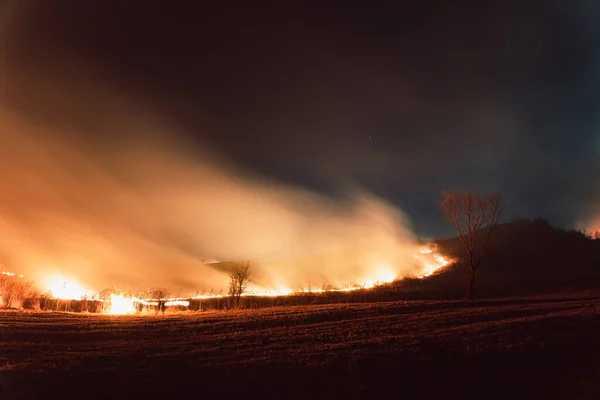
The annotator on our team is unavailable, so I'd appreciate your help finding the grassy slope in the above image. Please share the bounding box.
[2,291,600,399]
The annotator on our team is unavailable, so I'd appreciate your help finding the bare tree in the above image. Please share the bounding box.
[228,262,251,309]
[438,189,503,299]
[150,287,170,300]
[150,287,170,315]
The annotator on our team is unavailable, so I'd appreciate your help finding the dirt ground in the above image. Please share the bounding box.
[2,291,600,400]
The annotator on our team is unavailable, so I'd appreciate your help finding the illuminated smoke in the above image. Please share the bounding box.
[0,109,448,295]
[0,2,451,297]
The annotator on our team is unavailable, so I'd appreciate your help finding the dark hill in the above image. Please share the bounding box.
[426,218,600,297]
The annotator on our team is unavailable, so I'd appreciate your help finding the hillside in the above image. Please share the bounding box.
[429,218,600,297]
[200,219,600,300]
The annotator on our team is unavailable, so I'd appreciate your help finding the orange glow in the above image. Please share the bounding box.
[45,276,89,300]
[243,288,295,297]
[416,253,452,279]
[419,247,432,254]
[35,243,453,311]
[1,94,458,314]
[106,293,137,315]
[165,300,190,307]
[96,294,191,315]
[369,263,397,284]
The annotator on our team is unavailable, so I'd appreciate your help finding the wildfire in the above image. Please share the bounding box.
[165,300,191,307]
[1,271,23,278]
[34,243,452,315]
[100,294,191,315]
[45,276,90,300]
[208,248,451,298]
[414,246,452,279]
[107,293,137,315]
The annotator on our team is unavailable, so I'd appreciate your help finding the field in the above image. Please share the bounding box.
[2,291,600,399]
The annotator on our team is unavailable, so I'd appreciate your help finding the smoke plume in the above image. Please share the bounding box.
[0,1,431,296]
[0,103,430,295]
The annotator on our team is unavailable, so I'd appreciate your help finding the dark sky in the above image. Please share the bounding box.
[4,1,600,237]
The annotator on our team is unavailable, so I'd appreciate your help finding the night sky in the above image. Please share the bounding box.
[3,1,600,238]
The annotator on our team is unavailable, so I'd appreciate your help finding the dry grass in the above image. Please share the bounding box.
[2,291,600,399]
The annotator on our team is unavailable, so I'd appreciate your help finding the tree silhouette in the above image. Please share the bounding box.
[228,262,251,309]
[438,189,503,299]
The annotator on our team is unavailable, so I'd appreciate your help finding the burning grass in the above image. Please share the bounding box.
[0,245,453,315]
[2,291,600,399]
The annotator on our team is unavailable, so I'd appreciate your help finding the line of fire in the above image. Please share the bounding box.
[0,245,452,315]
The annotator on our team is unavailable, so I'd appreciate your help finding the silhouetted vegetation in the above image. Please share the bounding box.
[431,217,600,297]
[150,287,170,299]
[438,189,503,299]
[228,261,251,308]
[0,275,37,310]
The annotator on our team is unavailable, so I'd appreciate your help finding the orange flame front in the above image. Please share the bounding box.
[33,243,453,314]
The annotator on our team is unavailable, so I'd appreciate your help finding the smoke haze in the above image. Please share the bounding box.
[0,16,428,295]
[0,98,429,295]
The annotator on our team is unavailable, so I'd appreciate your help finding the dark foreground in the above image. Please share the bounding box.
[2,291,600,400]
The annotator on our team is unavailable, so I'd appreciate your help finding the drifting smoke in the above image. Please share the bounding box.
[0,106,435,295]
[0,2,446,297]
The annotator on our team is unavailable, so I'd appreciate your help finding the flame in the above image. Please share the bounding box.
[142,245,453,302]
[416,251,452,279]
[244,288,295,297]
[45,276,90,300]
[202,246,452,298]
[369,263,397,284]
[107,293,137,315]
[165,300,190,307]
[35,242,453,311]
[100,295,190,315]
[192,293,226,299]
[1,271,24,278]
